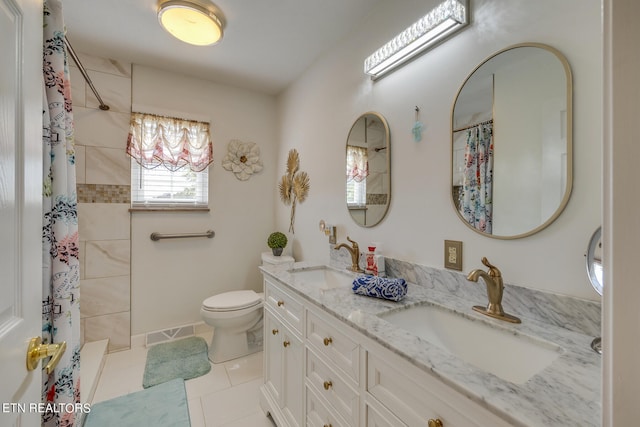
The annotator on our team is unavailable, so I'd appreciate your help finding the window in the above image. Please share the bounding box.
[127,112,213,209]
[131,159,208,208]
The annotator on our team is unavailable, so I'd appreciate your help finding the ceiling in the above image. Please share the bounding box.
[63,0,383,95]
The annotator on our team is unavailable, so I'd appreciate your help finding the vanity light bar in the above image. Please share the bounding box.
[364,0,468,79]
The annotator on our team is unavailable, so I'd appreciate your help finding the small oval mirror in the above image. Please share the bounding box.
[345,112,391,227]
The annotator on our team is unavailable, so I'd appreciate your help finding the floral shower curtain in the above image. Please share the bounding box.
[42,1,81,426]
[460,123,494,233]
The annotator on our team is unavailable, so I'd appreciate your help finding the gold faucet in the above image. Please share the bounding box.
[334,236,364,273]
[467,257,521,323]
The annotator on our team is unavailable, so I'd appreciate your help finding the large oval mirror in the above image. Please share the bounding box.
[345,112,390,227]
[451,43,573,239]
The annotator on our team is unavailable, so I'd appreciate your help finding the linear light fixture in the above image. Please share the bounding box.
[364,0,468,78]
[158,0,226,46]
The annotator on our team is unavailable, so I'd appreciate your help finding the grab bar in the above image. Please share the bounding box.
[150,230,215,241]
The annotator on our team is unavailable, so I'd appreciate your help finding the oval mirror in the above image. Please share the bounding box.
[585,226,602,354]
[345,112,391,227]
[451,43,573,239]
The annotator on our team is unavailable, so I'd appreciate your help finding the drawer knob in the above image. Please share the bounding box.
[323,380,333,390]
[283,341,290,348]
[323,424,333,427]
[272,329,279,335]
[323,337,333,346]
[428,419,443,427]
[277,300,285,307]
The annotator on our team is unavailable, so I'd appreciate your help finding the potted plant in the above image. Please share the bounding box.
[267,231,287,256]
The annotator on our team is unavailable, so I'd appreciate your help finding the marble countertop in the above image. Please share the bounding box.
[260,262,601,427]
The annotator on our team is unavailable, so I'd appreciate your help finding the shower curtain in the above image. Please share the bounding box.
[460,122,494,233]
[42,1,81,426]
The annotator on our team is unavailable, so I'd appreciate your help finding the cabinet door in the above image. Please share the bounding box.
[281,327,304,427]
[264,311,284,406]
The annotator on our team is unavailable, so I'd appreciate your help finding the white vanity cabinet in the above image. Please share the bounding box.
[261,275,513,427]
[262,278,304,427]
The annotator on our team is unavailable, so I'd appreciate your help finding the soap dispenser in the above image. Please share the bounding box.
[365,243,385,276]
[365,245,377,275]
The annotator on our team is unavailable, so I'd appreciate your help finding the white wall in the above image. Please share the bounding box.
[130,65,278,334]
[276,0,602,299]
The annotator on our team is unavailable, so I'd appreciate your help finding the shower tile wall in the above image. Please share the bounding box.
[70,53,132,352]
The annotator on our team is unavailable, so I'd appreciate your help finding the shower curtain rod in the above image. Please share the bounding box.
[453,118,493,133]
[63,36,110,111]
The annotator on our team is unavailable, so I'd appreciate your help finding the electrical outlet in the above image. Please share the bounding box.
[444,240,463,271]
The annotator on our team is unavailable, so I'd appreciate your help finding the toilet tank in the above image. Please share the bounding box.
[261,251,295,269]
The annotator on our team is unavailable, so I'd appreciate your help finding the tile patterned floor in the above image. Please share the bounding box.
[91,334,275,427]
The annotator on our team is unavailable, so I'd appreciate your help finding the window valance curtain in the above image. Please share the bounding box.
[127,112,213,172]
[346,145,369,182]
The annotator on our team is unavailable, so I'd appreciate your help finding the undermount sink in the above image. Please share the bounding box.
[379,304,562,384]
[287,267,354,290]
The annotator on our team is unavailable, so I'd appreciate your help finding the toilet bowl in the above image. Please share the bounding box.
[201,252,295,363]
[201,290,264,363]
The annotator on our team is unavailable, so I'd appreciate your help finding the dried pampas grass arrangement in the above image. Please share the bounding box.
[279,149,310,233]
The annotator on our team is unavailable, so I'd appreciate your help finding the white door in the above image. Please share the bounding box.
[0,0,44,425]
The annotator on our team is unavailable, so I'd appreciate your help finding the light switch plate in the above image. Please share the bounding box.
[444,240,463,271]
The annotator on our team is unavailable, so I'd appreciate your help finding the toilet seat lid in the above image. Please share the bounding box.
[203,290,262,311]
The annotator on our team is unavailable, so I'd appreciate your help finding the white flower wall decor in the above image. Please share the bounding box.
[222,140,264,180]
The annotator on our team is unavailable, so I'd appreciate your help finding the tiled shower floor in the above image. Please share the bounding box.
[91,332,275,427]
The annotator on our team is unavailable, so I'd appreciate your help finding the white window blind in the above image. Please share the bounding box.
[131,159,208,208]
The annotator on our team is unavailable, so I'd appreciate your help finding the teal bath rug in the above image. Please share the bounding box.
[84,378,190,427]
[142,336,211,388]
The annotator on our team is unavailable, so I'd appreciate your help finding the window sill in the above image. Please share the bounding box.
[129,207,210,213]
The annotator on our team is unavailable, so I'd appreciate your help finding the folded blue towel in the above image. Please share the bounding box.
[352,275,407,301]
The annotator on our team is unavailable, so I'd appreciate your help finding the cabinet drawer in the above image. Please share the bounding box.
[265,279,303,333]
[367,352,512,427]
[306,386,350,427]
[306,310,359,384]
[306,349,359,426]
[366,400,406,427]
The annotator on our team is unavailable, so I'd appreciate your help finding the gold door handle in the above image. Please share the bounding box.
[428,419,443,427]
[26,337,67,374]
[277,300,285,307]
[323,337,333,346]
[323,380,333,390]
[272,329,279,335]
[283,341,290,348]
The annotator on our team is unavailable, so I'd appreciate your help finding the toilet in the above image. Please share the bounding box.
[201,252,294,363]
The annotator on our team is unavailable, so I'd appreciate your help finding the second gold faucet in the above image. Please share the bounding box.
[467,257,521,324]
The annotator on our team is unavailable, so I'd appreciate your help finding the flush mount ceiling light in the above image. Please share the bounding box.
[364,0,468,79]
[158,0,226,46]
